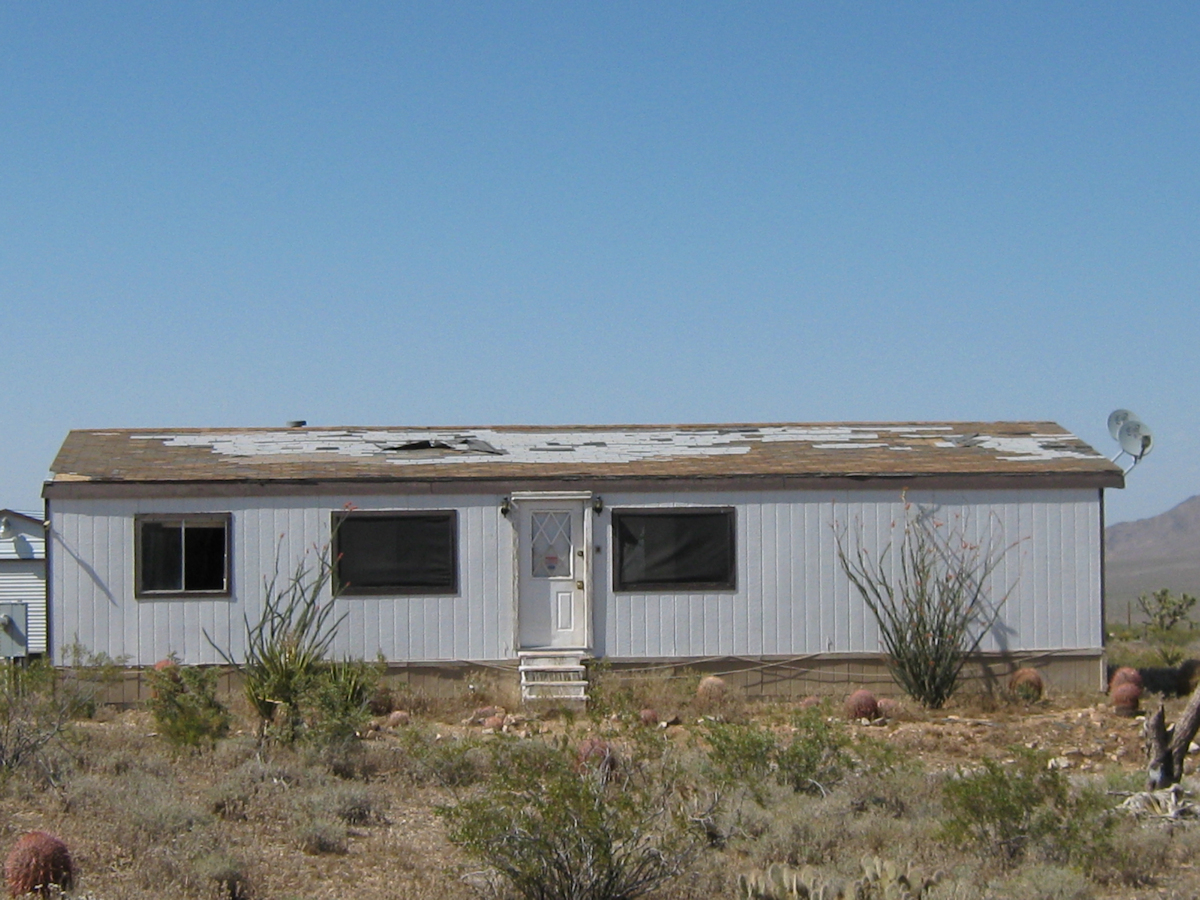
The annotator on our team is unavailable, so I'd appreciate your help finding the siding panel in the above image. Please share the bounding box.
[49,488,1104,665]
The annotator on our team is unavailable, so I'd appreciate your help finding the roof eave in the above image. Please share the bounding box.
[42,468,1124,500]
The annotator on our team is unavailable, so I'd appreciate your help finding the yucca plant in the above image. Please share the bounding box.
[207,540,346,742]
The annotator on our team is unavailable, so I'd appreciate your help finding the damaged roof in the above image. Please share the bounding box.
[44,422,1124,495]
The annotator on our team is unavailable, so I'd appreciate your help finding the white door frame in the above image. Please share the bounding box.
[510,491,593,651]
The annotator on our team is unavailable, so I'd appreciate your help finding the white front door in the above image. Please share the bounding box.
[517,498,589,650]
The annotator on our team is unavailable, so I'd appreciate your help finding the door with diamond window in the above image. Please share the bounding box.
[517,499,589,649]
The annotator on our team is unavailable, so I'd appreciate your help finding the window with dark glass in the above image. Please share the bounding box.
[334,512,458,595]
[136,515,231,597]
[613,509,736,591]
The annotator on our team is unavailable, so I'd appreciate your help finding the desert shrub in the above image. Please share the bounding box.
[188,850,249,900]
[775,707,852,795]
[57,639,130,718]
[989,864,1093,900]
[128,777,211,839]
[301,657,379,747]
[586,662,698,723]
[939,748,1117,867]
[206,773,255,821]
[703,720,777,802]
[296,819,349,855]
[305,738,378,780]
[941,751,1060,861]
[0,660,84,774]
[438,736,705,900]
[305,781,384,825]
[703,708,852,802]
[146,656,231,749]
[836,505,1017,709]
[207,540,346,743]
[396,728,489,787]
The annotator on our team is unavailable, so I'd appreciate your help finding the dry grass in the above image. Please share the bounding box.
[1,686,1199,900]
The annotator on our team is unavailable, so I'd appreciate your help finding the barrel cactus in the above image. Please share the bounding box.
[5,831,74,898]
[1008,668,1044,702]
[844,689,879,721]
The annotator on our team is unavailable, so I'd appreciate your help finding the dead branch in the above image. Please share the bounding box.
[1145,678,1200,790]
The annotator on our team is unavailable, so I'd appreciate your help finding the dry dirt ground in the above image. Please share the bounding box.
[2,688,1199,900]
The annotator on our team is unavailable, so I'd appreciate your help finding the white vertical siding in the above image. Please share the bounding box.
[595,488,1102,659]
[49,487,1102,666]
[0,562,47,653]
[0,518,48,655]
[50,495,515,666]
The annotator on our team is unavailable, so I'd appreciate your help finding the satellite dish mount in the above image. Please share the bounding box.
[1107,409,1154,475]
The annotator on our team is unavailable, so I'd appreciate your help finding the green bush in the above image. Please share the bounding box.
[146,657,231,749]
[395,727,489,787]
[304,781,383,825]
[296,819,349,855]
[438,737,703,900]
[207,541,346,742]
[775,707,852,795]
[703,709,852,803]
[0,647,126,774]
[939,748,1118,866]
[703,720,777,801]
[301,658,379,747]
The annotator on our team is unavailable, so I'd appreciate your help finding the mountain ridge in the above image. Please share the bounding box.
[1105,494,1200,621]
[1106,495,1200,561]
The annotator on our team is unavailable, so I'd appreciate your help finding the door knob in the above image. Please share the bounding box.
[576,581,584,589]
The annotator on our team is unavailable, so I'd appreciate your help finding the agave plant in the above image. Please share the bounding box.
[207,539,346,741]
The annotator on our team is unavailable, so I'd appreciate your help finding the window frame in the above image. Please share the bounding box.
[611,507,737,592]
[134,513,233,599]
[332,510,460,596]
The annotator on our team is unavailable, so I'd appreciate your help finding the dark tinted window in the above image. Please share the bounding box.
[137,517,230,596]
[613,509,735,591]
[335,513,458,594]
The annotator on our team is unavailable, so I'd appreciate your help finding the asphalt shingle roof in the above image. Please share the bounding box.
[45,422,1124,491]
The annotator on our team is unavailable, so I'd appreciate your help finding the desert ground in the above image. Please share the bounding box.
[3,661,1200,900]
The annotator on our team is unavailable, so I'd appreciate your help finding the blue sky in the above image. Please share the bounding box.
[2,3,1196,524]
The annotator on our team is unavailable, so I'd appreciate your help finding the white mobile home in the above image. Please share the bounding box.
[43,422,1123,698]
[0,509,48,658]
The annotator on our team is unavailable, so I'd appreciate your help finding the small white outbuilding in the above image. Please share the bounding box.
[0,509,48,657]
[43,422,1123,699]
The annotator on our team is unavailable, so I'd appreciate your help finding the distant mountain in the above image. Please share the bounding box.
[1105,495,1200,623]
[1107,495,1200,561]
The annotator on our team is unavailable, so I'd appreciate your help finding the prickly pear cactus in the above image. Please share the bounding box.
[737,863,847,899]
[853,856,941,900]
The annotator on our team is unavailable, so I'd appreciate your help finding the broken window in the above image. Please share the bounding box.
[136,514,231,597]
[613,509,735,591]
[334,512,458,595]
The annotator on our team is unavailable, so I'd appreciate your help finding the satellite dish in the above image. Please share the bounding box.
[1118,419,1154,461]
[1107,409,1135,441]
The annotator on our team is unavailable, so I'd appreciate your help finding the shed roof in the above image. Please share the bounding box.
[0,509,46,560]
[44,422,1124,496]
